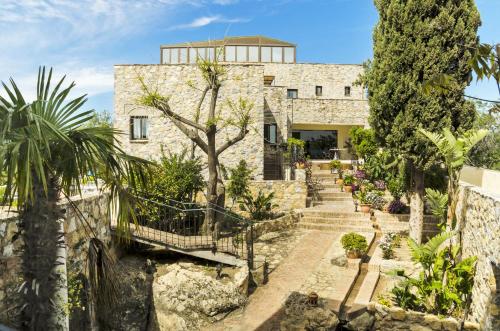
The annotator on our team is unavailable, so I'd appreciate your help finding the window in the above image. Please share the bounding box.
[197,48,206,60]
[225,46,236,61]
[206,47,215,61]
[344,86,351,97]
[264,76,275,86]
[248,46,259,62]
[130,116,148,140]
[315,86,323,96]
[272,47,283,63]
[264,124,277,144]
[162,49,170,64]
[287,89,298,99]
[188,48,196,63]
[170,48,179,64]
[236,46,247,62]
[284,47,294,63]
[179,48,188,63]
[261,47,271,62]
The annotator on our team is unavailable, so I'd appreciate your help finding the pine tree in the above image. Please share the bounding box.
[362,0,480,243]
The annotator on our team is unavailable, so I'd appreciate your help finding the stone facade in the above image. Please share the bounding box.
[114,64,266,178]
[114,61,369,179]
[0,193,111,328]
[455,183,500,329]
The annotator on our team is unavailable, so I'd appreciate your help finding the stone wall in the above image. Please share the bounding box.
[455,183,500,329]
[263,63,366,100]
[289,98,369,126]
[366,303,480,331]
[252,213,300,239]
[114,64,266,179]
[0,193,111,328]
[247,180,308,213]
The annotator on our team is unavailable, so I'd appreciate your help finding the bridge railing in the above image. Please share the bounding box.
[133,196,254,266]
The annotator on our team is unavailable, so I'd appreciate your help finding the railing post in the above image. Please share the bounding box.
[247,223,254,270]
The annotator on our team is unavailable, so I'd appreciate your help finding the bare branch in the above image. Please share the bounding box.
[152,98,208,132]
[216,128,249,156]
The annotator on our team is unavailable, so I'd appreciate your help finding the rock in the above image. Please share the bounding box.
[409,325,433,331]
[280,292,339,331]
[155,312,188,331]
[330,253,348,267]
[423,314,442,330]
[153,264,246,329]
[346,311,375,331]
[258,232,281,242]
[389,307,406,321]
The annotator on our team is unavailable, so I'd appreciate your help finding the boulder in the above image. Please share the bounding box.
[280,292,339,331]
[330,253,348,267]
[346,312,375,331]
[153,264,246,329]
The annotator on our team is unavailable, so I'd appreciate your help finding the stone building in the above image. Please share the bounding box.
[114,36,369,179]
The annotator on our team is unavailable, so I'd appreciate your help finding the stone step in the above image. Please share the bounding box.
[299,222,374,233]
[302,217,375,227]
[317,192,352,198]
[312,174,339,179]
[316,197,353,202]
[302,210,371,220]
[312,201,356,208]
[376,220,441,231]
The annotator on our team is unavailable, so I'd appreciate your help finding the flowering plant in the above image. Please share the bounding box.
[366,192,387,210]
[354,169,366,180]
[374,180,386,191]
[388,199,407,214]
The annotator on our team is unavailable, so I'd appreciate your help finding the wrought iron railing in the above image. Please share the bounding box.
[132,196,254,267]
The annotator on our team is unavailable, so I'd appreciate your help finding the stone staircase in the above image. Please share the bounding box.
[300,169,375,233]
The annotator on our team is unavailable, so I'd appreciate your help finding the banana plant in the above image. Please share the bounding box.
[425,188,448,230]
[419,128,488,228]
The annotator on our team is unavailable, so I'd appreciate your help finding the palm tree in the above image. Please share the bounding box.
[0,67,151,330]
[419,128,488,228]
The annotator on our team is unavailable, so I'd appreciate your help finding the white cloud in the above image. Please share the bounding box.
[213,0,239,5]
[169,15,249,30]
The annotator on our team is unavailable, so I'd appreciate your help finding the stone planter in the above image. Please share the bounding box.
[360,204,372,213]
[343,185,353,193]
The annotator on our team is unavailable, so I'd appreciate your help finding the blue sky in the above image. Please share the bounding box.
[1,0,499,113]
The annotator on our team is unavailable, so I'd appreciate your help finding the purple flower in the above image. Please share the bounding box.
[374,180,386,190]
[351,184,359,192]
[388,199,406,214]
[354,170,366,180]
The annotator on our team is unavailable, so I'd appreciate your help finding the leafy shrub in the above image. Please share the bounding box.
[341,232,368,254]
[329,160,342,170]
[227,160,253,206]
[387,199,407,214]
[343,174,354,185]
[349,127,378,159]
[355,190,369,204]
[387,176,406,200]
[391,232,477,317]
[239,190,277,221]
[425,188,448,228]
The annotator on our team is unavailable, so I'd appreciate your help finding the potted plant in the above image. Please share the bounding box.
[355,190,372,213]
[341,232,368,259]
[329,160,341,174]
[343,174,354,193]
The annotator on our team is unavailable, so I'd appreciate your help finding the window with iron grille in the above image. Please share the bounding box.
[130,116,149,140]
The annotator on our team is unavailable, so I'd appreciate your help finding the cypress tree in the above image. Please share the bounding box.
[363,0,480,243]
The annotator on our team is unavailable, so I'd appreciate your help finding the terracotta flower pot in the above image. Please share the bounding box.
[346,250,363,259]
[360,204,371,213]
[343,185,352,193]
[336,178,344,185]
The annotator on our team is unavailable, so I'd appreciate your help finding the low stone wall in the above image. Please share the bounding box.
[0,193,111,328]
[366,303,480,331]
[247,180,307,213]
[455,183,500,329]
[252,213,300,239]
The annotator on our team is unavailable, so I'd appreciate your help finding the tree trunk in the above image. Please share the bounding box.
[20,175,69,330]
[409,166,425,244]
[205,130,218,235]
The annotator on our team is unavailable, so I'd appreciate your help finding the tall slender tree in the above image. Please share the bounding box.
[0,67,151,330]
[361,0,480,243]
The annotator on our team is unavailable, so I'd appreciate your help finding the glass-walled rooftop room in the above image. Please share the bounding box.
[161,45,295,64]
[160,36,296,64]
